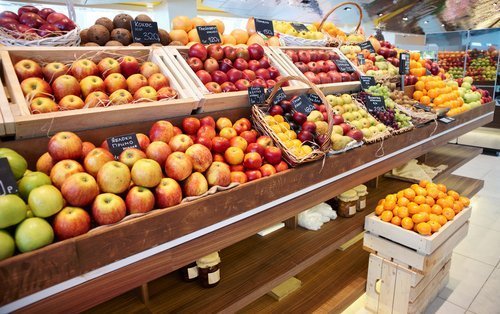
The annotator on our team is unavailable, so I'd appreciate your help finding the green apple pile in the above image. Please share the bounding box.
[364,55,399,79]
[458,77,482,110]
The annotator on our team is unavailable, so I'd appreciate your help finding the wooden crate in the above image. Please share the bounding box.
[163,46,309,113]
[0,46,199,139]
[269,46,362,95]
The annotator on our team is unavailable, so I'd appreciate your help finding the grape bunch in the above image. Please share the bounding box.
[395,109,412,128]
[367,84,395,109]
[371,107,400,130]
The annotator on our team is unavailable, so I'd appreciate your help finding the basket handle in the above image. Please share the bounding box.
[264,75,334,152]
[318,2,363,34]
[66,0,77,22]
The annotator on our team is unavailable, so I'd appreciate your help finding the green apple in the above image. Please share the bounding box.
[351,120,363,130]
[377,124,387,132]
[28,185,64,218]
[0,148,28,180]
[0,230,15,260]
[331,125,344,135]
[361,128,373,138]
[463,76,473,84]
[341,94,352,105]
[15,217,54,253]
[18,171,52,201]
[0,194,27,229]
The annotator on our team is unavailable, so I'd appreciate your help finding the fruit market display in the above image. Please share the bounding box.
[14,55,178,114]
[0,5,76,40]
[313,21,345,40]
[81,13,171,47]
[187,42,286,92]
[412,75,462,109]
[438,51,467,78]
[0,115,289,260]
[356,52,399,81]
[282,48,360,84]
[273,20,325,40]
[389,90,437,125]
[438,47,498,81]
[374,180,470,236]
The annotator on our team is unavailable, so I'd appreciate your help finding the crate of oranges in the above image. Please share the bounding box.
[364,180,471,255]
[412,76,463,111]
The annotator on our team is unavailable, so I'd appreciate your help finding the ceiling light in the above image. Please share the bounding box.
[344,7,352,11]
[424,20,429,24]
[441,23,445,26]
[402,16,408,21]
[378,12,384,16]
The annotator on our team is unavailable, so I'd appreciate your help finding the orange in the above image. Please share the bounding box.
[433,96,444,106]
[437,197,453,209]
[459,196,470,207]
[427,187,439,199]
[381,210,393,222]
[419,180,430,188]
[408,202,420,215]
[436,183,447,192]
[427,89,439,99]
[411,184,420,191]
[414,195,426,205]
[378,199,385,206]
[413,90,424,101]
[412,213,426,224]
[397,190,405,199]
[386,194,397,203]
[401,217,414,230]
[416,222,432,235]
[431,204,443,215]
[420,204,431,214]
[172,16,194,32]
[415,187,428,196]
[404,188,416,200]
[231,29,249,44]
[438,191,448,199]
[415,81,425,91]
[445,196,456,205]
[222,34,237,45]
[425,196,435,206]
[437,215,448,226]
[448,190,460,200]
[426,182,438,189]
[169,30,189,45]
[398,206,409,219]
[420,212,430,222]
[397,197,410,207]
[428,221,442,233]
[393,206,399,216]
[384,199,396,211]
[452,201,464,214]
[429,213,439,222]
[375,205,385,215]
[420,96,431,105]
[391,216,402,226]
[443,207,455,220]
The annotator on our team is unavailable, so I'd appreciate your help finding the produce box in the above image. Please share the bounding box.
[0,46,199,139]
[163,45,308,113]
[269,46,362,95]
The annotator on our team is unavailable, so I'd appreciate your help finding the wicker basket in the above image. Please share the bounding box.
[0,0,80,47]
[349,96,392,144]
[277,32,328,47]
[252,76,333,166]
[319,2,363,47]
[396,104,437,125]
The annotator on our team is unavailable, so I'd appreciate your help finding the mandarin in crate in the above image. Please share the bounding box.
[403,188,416,200]
[448,190,460,200]
[401,217,414,230]
[437,215,448,226]
[391,216,401,226]
[380,211,393,222]
[431,204,443,215]
[397,206,409,219]
[412,213,425,224]
[425,196,435,206]
[436,183,447,192]
[428,221,441,233]
[442,207,455,220]
[459,196,470,207]
[416,222,431,235]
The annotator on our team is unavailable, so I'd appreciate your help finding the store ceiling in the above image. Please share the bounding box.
[201,0,500,34]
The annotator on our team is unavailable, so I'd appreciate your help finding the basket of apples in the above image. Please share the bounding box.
[0,3,80,47]
[251,75,333,166]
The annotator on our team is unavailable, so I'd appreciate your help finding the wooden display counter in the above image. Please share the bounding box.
[0,101,495,312]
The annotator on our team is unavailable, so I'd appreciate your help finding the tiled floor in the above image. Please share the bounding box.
[342,152,500,314]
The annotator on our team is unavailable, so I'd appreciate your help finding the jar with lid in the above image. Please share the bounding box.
[179,261,198,282]
[353,185,368,212]
[337,190,358,218]
[196,252,221,288]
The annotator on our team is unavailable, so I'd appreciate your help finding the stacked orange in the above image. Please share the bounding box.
[409,59,427,77]
[412,76,462,108]
[374,180,470,236]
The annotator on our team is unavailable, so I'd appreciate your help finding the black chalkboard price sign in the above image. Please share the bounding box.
[291,22,309,32]
[364,95,386,112]
[357,54,365,65]
[107,134,141,159]
[399,53,410,75]
[196,25,222,44]
[307,93,322,104]
[0,158,18,195]
[254,18,274,37]
[248,86,265,105]
[292,94,315,115]
[130,20,160,44]
[333,59,355,73]
[358,41,375,53]
[265,87,287,105]
[360,76,376,90]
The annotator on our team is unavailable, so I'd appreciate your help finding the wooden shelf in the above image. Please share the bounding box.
[424,144,482,179]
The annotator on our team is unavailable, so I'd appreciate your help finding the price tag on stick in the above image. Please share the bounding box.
[0,158,18,195]
[130,21,160,44]
[196,25,222,44]
[254,18,274,37]
[333,59,355,73]
[357,54,365,65]
[364,95,386,112]
[360,76,376,90]
[399,53,410,75]
[292,94,315,115]
[248,86,265,105]
[291,22,309,32]
[107,133,141,159]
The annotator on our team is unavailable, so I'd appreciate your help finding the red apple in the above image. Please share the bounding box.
[188,43,208,61]
[256,135,274,149]
[205,161,231,187]
[269,105,283,116]
[131,158,162,188]
[293,111,307,125]
[235,47,250,61]
[233,58,248,71]
[157,86,177,100]
[229,136,248,151]
[168,134,194,152]
[80,75,105,98]
[200,116,216,128]
[84,148,114,177]
[302,121,317,133]
[243,152,262,170]
[61,172,99,207]
[92,193,126,225]
[148,73,169,91]
[224,146,244,165]
[21,77,52,99]
[51,75,80,101]
[205,82,222,93]
[268,66,280,79]
[230,171,247,184]
[53,206,91,240]
[126,186,155,214]
[81,141,96,158]
[246,142,265,156]
[240,130,257,144]
[188,57,204,72]
[196,136,212,150]
[36,152,54,175]
[245,170,262,181]
[233,118,251,134]
[204,58,219,73]
[258,57,271,69]
[0,11,19,21]
[98,57,121,78]
[119,56,140,78]
[165,151,192,181]
[70,59,98,81]
[260,164,277,177]
[275,160,289,172]
[37,23,62,38]
[247,43,264,60]
[263,146,282,165]
[145,141,171,166]
[248,59,260,72]
[119,148,146,168]
[255,68,270,80]
[297,130,314,143]
[218,58,233,73]
[139,61,160,79]
[42,62,69,83]
[149,120,174,143]
[219,127,237,140]
[242,69,256,81]
[183,172,208,197]
[103,72,127,94]
[212,136,231,154]
[251,78,267,88]
[235,79,250,91]
[19,12,44,29]
[29,97,58,114]
[207,44,224,60]
[48,131,82,161]
[126,73,148,95]
[50,159,84,189]
[221,81,238,92]
[185,143,213,172]
[226,68,243,83]
[14,59,42,81]
[109,89,133,105]
[223,46,237,60]
[196,70,212,85]
[134,86,158,102]
[155,178,182,208]
[59,95,84,110]
[211,70,228,85]
[346,129,363,141]
[182,117,201,135]
[339,123,351,135]
[197,125,216,139]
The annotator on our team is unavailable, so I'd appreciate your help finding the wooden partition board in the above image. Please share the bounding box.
[0,47,199,139]
[0,101,494,311]
[163,46,310,113]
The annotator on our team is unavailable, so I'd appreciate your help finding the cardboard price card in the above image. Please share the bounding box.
[254,18,274,37]
[292,94,315,115]
[333,59,355,73]
[107,134,141,159]
[360,76,376,90]
[0,158,18,195]
[130,21,160,44]
[196,25,222,44]
[248,86,265,105]
[364,95,386,112]
[358,41,375,53]
[290,22,309,32]
[265,87,287,105]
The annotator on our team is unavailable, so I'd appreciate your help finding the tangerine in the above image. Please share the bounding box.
[401,217,414,230]
[459,196,470,207]
[384,199,396,211]
[381,210,393,222]
[448,190,460,200]
[419,180,430,188]
[420,212,430,222]
[412,213,425,224]
[452,201,464,214]
[391,216,402,226]
[437,198,453,209]
[408,202,420,215]
[427,187,440,199]
[437,215,448,226]
[404,188,416,200]
[398,206,409,219]
[415,187,428,196]
[420,204,431,214]
[428,221,442,233]
[397,190,405,199]
[438,191,448,199]
[378,199,385,206]
[431,204,443,215]
[443,207,455,220]
[416,222,432,235]
[420,96,431,105]
[397,197,410,207]
[414,195,426,205]
[425,196,436,206]
[415,81,425,91]
[375,205,385,215]
[436,183,447,192]
[429,213,439,222]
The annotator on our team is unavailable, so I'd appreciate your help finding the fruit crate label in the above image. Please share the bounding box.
[357,54,365,65]
[438,117,456,124]
[0,158,18,195]
[414,103,432,112]
[130,21,160,44]
[196,25,221,44]
[254,18,274,37]
[265,87,287,105]
[292,94,315,115]
[364,95,386,112]
[399,53,410,75]
[358,41,375,53]
[333,59,355,73]
[360,76,376,90]
[290,22,309,32]
[248,86,265,105]
[307,93,322,104]
[107,133,141,159]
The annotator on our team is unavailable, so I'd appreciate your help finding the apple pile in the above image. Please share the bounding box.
[187,43,286,93]
[14,55,178,114]
[0,5,76,40]
[283,49,359,84]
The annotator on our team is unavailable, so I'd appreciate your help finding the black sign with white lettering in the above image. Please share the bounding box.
[196,25,221,44]
[414,103,432,112]
[130,20,160,44]
[357,54,365,65]
[265,87,287,105]
[107,134,141,159]
[248,86,265,105]
[307,93,322,104]
[358,41,375,53]
[364,95,386,112]
[399,53,410,75]
[333,59,355,73]
[255,18,274,37]
[291,22,309,32]
[0,158,18,195]
[360,76,376,90]
[292,94,315,115]
[438,117,456,124]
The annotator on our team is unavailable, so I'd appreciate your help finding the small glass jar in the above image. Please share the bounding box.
[338,190,359,218]
[353,185,368,212]
[179,261,198,282]
[196,252,221,288]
